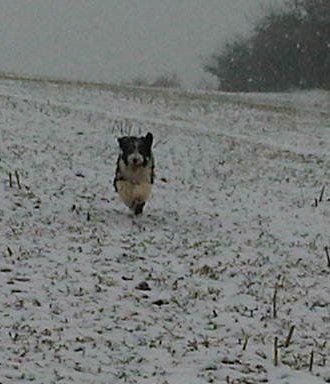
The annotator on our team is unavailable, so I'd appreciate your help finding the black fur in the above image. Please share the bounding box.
[134,202,145,215]
[117,132,153,167]
[113,155,123,192]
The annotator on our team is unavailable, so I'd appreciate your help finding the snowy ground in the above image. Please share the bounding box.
[0,78,329,383]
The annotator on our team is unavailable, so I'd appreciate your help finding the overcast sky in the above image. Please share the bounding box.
[0,0,282,87]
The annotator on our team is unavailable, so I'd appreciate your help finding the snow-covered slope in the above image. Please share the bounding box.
[0,78,329,383]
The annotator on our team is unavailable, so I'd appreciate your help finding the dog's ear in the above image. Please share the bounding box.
[118,136,129,150]
[145,132,153,148]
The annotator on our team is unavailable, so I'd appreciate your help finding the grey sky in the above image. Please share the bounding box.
[0,0,281,87]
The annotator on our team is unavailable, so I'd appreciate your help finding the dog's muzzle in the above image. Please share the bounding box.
[128,153,144,167]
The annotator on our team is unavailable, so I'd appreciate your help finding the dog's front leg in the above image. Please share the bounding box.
[132,200,145,215]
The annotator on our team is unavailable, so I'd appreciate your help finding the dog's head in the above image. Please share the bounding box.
[118,132,153,167]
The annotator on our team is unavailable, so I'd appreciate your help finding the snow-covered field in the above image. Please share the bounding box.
[0,78,329,383]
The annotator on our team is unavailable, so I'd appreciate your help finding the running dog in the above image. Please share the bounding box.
[113,132,154,215]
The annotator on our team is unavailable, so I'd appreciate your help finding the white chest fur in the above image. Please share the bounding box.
[116,158,153,209]
[118,158,152,184]
[116,180,152,209]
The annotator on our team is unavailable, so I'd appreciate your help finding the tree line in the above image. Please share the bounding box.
[204,0,330,92]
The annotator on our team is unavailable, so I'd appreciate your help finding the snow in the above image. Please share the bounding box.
[0,78,329,383]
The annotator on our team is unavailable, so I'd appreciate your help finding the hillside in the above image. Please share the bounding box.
[0,78,329,383]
